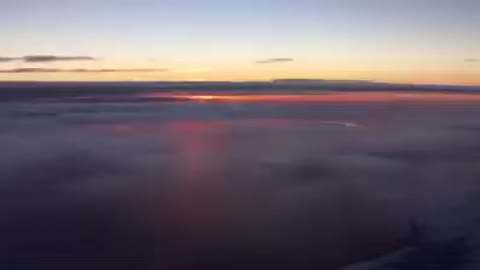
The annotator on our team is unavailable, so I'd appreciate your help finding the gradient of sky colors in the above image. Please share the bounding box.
[1,0,479,84]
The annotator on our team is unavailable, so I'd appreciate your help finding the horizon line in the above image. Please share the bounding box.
[0,79,478,88]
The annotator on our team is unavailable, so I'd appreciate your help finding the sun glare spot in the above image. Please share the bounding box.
[194,95,215,100]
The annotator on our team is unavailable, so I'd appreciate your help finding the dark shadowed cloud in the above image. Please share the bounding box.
[255,58,295,64]
[465,58,480,63]
[0,68,168,73]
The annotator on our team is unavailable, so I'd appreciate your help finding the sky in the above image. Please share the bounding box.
[0,0,479,84]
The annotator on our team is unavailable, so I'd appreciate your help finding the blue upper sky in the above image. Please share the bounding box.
[1,0,479,84]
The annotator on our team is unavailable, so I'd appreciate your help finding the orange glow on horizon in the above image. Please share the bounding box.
[140,92,480,103]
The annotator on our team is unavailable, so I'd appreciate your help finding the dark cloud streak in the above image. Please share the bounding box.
[23,55,96,62]
[0,57,19,62]
[0,68,168,73]
[255,58,295,64]
[0,55,97,63]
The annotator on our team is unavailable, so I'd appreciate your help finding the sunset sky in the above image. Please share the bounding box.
[1,0,479,84]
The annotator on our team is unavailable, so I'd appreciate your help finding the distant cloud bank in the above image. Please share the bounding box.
[465,58,480,63]
[255,58,295,64]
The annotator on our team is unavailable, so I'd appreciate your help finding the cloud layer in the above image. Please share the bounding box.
[255,58,295,64]
[2,99,480,269]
